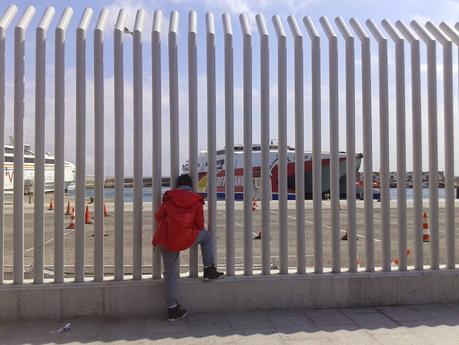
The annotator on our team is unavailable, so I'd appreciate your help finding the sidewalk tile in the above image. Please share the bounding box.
[376,305,430,322]
[226,311,274,330]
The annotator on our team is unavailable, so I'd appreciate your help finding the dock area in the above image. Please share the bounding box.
[2,198,459,280]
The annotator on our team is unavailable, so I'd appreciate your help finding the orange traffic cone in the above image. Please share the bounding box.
[66,208,75,229]
[253,228,262,240]
[65,201,71,215]
[392,249,412,265]
[104,203,110,217]
[48,198,54,210]
[85,206,93,224]
[422,212,430,242]
[252,197,258,211]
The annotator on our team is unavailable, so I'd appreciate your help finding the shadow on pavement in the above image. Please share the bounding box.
[1,303,459,344]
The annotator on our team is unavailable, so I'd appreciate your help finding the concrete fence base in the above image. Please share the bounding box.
[1,270,459,320]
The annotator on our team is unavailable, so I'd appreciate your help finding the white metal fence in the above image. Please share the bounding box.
[0,4,457,286]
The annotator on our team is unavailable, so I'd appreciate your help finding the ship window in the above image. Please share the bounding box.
[205,162,208,166]
[25,157,34,163]
[217,149,225,155]
[5,148,13,154]
[234,146,243,151]
[5,156,13,162]
[45,159,54,164]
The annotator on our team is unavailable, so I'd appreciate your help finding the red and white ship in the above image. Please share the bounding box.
[182,142,363,200]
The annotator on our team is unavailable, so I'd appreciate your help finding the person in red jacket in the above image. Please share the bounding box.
[153,174,224,321]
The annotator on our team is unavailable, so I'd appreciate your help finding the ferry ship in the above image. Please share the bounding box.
[3,143,76,194]
[182,143,363,200]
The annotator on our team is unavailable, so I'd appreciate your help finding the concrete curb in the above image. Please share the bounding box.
[1,270,459,320]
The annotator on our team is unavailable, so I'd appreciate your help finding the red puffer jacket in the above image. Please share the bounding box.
[152,189,205,252]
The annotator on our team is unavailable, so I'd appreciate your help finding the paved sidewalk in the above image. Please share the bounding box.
[2,303,459,344]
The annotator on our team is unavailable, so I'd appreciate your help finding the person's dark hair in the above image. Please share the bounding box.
[176,174,193,188]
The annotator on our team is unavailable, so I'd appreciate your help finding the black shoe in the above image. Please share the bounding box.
[203,264,225,281]
[167,304,187,322]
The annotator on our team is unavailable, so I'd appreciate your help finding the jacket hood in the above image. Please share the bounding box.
[163,189,204,209]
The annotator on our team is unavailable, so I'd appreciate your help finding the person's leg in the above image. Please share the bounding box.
[194,229,224,280]
[160,247,179,308]
[194,229,214,267]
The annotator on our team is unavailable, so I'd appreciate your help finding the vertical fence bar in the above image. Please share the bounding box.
[367,20,391,271]
[335,17,357,272]
[14,6,35,285]
[114,9,126,281]
[206,13,217,263]
[426,22,455,269]
[239,13,253,275]
[54,7,72,284]
[320,16,340,273]
[0,4,18,285]
[439,22,459,269]
[272,16,288,274]
[411,21,439,270]
[133,9,145,280]
[188,11,199,277]
[35,7,54,284]
[382,20,407,271]
[152,10,162,279]
[288,16,305,274]
[169,10,180,190]
[168,11,180,273]
[75,8,92,283]
[304,17,323,273]
[350,18,374,272]
[396,21,423,271]
[94,8,108,282]
[222,13,235,276]
[256,14,271,275]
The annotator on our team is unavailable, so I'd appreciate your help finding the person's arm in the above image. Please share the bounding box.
[195,201,205,230]
[155,203,166,222]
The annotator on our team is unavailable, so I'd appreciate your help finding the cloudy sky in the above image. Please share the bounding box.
[2,0,459,176]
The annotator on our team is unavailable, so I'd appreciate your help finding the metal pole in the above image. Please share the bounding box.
[35,7,54,285]
[427,22,455,269]
[320,16,340,273]
[133,9,145,280]
[188,11,198,277]
[350,18,374,272]
[0,4,18,285]
[152,10,163,279]
[206,13,217,264]
[396,20,423,271]
[411,21,439,270]
[114,9,126,281]
[75,7,92,283]
[335,17,357,272]
[94,8,108,282]
[272,15,288,274]
[54,7,72,284]
[367,20,391,271]
[304,16,323,273]
[169,10,180,190]
[168,11,180,273]
[288,15,305,274]
[14,6,35,285]
[223,13,235,276]
[239,13,253,276]
[382,20,407,271]
[255,14,271,275]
